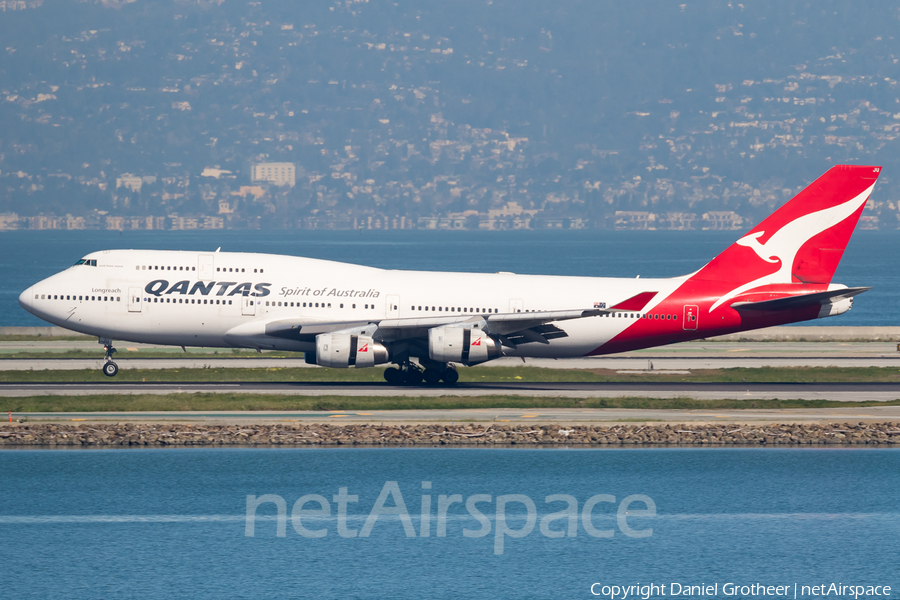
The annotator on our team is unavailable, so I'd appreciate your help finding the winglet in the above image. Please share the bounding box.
[611,291,658,311]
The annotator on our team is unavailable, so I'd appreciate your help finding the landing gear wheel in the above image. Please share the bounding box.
[383,368,403,385]
[422,368,442,385]
[404,368,424,385]
[441,368,459,384]
[102,362,119,377]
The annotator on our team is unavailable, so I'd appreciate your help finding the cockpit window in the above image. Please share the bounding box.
[74,259,97,266]
[74,259,86,265]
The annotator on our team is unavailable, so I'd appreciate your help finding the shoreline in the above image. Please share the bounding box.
[3,422,898,447]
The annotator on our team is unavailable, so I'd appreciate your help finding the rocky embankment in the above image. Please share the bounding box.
[1,422,900,447]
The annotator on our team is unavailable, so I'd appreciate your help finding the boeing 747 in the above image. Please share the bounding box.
[19,165,881,384]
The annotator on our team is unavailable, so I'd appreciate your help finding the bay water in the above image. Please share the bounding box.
[1,229,898,327]
[0,447,897,599]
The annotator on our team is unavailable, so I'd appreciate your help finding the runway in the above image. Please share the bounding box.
[2,380,900,402]
[4,353,900,372]
[2,342,899,371]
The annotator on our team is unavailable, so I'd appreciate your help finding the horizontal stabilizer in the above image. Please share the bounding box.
[731,287,871,312]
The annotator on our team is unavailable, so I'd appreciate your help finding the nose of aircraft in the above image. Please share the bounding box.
[18,286,34,314]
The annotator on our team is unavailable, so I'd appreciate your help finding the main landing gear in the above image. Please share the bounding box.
[383,361,458,386]
[100,338,118,377]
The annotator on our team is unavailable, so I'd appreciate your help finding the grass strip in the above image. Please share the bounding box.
[4,394,900,413]
[1,366,900,383]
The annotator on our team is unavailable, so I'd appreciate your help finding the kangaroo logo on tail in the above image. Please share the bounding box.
[709,180,876,312]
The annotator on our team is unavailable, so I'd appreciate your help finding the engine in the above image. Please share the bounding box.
[428,325,501,364]
[315,332,389,368]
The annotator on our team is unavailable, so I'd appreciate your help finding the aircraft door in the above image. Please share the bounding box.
[386,295,400,319]
[509,298,523,313]
[198,254,215,281]
[128,287,143,313]
[242,296,257,316]
[683,305,698,330]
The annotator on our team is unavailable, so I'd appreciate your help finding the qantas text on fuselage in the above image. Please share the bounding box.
[19,165,881,384]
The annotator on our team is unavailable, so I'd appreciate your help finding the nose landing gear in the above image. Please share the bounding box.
[100,338,118,377]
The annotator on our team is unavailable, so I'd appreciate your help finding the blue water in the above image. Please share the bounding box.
[1,229,898,326]
[0,448,897,599]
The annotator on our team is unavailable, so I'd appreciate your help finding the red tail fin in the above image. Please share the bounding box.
[689,165,881,311]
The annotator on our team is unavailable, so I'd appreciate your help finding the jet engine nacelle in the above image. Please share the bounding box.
[316,332,389,368]
[428,326,501,364]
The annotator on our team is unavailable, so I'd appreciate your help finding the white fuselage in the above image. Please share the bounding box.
[19,249,685,359]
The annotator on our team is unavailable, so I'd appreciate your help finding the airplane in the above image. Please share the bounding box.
[19,164,880,384]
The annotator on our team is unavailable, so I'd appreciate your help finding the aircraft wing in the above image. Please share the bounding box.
[264,308,607,344]
[263,290,657,347]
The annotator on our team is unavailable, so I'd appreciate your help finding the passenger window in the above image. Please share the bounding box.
[352,304,356,309]
[328,303,331,308]
[340,303,343,308]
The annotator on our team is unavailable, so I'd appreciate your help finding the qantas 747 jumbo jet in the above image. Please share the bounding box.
[19,165,881,384]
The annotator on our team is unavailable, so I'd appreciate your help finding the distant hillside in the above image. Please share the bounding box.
[0,0,897,230]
